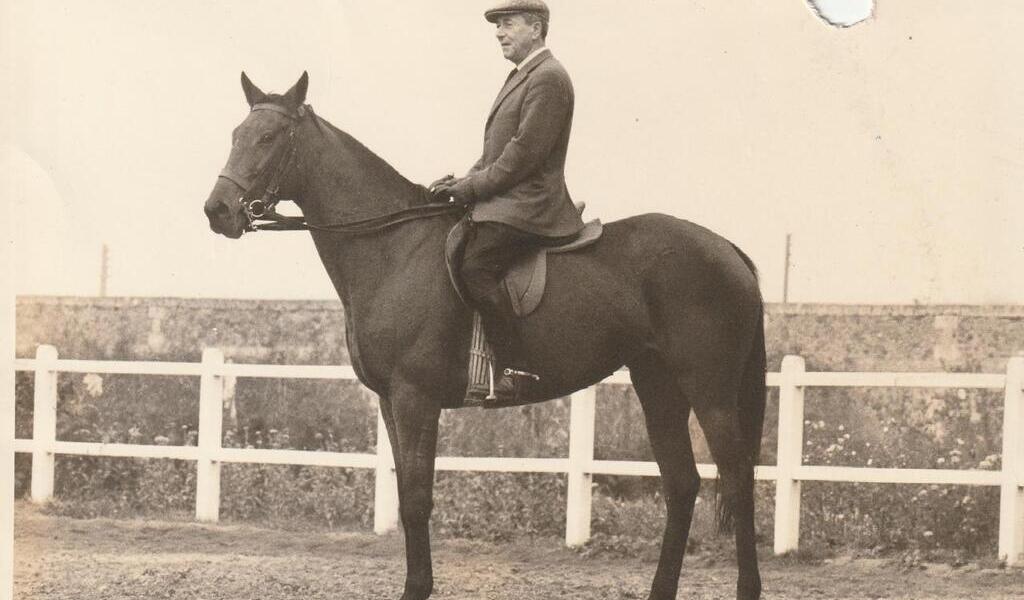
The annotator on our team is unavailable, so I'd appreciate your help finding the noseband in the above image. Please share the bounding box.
[218,103,463,234]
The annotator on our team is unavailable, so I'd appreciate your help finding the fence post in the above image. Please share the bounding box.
[30,345,58,503]
[774,354,805,554]
[195,348,224,522]
[565,386,596,547]
[999,355,1024,566]
[1,249,15,600]
[374,400,399,534]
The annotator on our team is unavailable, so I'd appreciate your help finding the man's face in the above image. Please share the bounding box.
[494,14,540,64]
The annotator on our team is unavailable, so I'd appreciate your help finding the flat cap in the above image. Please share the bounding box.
[484,0,550,23]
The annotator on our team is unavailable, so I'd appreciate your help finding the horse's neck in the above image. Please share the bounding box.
[299,116,424,223]
[297,115,449,302]
[294,115,467,392]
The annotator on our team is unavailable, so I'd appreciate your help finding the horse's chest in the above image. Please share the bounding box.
[343,305,409,384]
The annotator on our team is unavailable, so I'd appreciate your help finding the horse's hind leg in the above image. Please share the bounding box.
[630,355,701,600]
[689,395,761,600]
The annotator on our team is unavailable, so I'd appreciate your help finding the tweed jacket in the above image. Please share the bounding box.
[464,49,585,238]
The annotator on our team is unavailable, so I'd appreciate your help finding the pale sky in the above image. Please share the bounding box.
[2,1,1022,304]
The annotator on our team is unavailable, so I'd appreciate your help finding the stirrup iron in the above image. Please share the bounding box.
[503,368,540,382]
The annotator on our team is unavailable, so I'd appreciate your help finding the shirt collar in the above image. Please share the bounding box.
[515,46,548,71]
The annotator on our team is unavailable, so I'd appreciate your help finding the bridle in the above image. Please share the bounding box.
[218,102,463,234]
[217,102,303,231]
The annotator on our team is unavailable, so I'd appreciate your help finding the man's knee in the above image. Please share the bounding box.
[460,226,507,300]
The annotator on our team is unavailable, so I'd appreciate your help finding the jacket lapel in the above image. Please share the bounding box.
[486,49,552,125]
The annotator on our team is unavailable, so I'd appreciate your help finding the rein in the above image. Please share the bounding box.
[255,200,466,233]
[221,102,464,234]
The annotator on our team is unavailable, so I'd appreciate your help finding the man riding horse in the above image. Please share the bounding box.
[431,0,584,402]
[204,2,767,596]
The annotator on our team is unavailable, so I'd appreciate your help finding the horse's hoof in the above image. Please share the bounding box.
[400,579,433,600]
[737,581,762,600]
[646,585,678,600]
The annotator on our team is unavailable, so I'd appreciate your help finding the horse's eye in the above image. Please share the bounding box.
[258,132,275,144]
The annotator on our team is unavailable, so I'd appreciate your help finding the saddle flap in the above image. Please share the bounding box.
[445,216,473,307]
[504,218,603,317]
[446,217,604,318]
[505,251,547,316]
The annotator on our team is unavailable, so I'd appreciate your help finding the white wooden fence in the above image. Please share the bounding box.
[10,345,1024,566]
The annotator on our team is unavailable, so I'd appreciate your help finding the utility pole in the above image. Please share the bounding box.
[99,244,109,297]
[782,233,792,304]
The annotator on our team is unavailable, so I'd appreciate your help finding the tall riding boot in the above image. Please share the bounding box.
[477,297,539,402]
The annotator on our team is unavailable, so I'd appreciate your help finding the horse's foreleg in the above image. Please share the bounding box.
[381,385,442,600]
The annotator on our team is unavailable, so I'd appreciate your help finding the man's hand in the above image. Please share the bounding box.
[428,174,455,193]
[431,176,474,205]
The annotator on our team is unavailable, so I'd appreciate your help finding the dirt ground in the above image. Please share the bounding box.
[12,502,1024,600]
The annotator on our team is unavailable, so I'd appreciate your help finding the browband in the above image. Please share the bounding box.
[251,103,306,119]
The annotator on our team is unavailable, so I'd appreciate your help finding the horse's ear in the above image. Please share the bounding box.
[240,71,267,107]
[284,71,309,107]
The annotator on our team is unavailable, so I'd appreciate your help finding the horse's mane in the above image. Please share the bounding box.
[295,101,426,197]
[257,94,373,154]
[256,96,430,207]
[262,93,289,104]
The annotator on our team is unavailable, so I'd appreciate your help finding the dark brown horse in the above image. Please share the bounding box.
[204,72,767,600]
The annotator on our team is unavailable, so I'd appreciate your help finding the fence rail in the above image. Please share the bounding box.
[10,345,1024,565]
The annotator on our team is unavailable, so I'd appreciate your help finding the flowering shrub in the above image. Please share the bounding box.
[219,428,374,529]
[795,386,1003,558]
[432,472,567,541]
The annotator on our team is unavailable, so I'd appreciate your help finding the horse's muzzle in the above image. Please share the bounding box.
[205,178,248,238]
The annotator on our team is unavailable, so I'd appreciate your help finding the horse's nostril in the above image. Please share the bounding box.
[204,200,228,219]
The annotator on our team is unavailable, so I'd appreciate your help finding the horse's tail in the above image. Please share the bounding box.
[738,307,767,464]
[730,243,766,468]
[717,245,767,534]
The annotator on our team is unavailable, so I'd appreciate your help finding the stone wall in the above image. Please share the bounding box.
[16,297,1024,373]
[764,303,1024,373]
[16,297,349,364]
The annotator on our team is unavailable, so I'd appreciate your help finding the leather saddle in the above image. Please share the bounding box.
[445,206,603,317]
